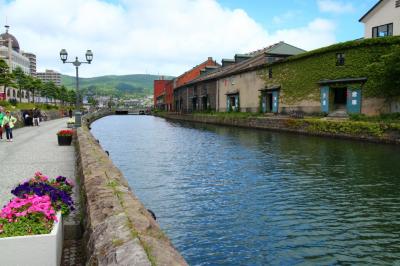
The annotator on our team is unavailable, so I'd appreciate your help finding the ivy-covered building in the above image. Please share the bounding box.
[259,36,400,116]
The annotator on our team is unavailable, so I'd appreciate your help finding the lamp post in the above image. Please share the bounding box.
[59,49,93,127]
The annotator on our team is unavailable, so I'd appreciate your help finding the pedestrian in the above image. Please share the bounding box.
[2,111,17,142]
[23,110,29,126]
[0,107,4,141]
[68,109,73,118]
[28,109,34,126]
[33,108,41,126]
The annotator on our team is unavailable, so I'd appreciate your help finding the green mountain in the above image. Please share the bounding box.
[61,74,174,97]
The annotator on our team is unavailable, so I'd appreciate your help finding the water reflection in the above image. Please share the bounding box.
[92,116,400,265]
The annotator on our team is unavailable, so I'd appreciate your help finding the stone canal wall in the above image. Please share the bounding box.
[76,111,187,265]
[157,113,400,145]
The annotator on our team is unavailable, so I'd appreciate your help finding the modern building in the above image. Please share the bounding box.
[36,69,62,87]
[359,0,400,38]
[22,52,37,76]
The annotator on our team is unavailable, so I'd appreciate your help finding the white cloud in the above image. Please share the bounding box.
[0,0,337,77]
[317,0,355,14]
[272,11,300,25]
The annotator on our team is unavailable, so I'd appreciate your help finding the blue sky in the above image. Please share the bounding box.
[217,0,377,41]
[0,0,380,77]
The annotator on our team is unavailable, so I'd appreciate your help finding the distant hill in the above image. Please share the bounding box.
[61,74,174,97]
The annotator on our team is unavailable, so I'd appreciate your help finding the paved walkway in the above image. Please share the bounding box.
[0,118,75,206]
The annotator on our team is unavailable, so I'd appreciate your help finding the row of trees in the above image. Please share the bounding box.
[0,59,76,105]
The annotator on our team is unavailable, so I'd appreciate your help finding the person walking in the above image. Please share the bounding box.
[0,107,4,141]
[33,108,41,126]
[2,111,17,142]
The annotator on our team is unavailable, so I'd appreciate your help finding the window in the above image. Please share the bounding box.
[396,0,400,8]
[268,68,272,79]
[372,23,393,38]
[336,53,345,66]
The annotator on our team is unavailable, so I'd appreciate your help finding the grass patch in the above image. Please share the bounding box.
[349,113,400,123]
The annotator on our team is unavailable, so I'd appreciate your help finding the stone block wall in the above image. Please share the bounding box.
[77,111,187,266]
[159,113,400,145]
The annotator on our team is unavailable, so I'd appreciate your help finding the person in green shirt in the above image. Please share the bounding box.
[0,107,4,140]
[1,111,17,142]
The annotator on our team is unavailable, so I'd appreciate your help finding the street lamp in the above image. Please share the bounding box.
[59,49,93,127]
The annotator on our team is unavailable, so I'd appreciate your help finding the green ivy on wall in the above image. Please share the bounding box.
[258,36,400,104]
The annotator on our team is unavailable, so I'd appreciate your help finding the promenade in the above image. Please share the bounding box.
[0,118,75,206]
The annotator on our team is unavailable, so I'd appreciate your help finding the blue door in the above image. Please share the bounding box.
[235,95,239,111]
[272,91,279,113]
[347,88,361,114]
[262,95,267,113]
[320,86,329,113]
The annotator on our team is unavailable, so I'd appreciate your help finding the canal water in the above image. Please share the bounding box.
[91,115,400,265]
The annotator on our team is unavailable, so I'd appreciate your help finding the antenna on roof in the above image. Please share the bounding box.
[5,16,10,33]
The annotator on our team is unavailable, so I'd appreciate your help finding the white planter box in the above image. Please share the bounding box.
[0,212,63,266]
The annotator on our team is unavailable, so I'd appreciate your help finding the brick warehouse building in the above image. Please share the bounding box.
[173,57,220,112]
[153,57,219,111]
[153,79,170,109]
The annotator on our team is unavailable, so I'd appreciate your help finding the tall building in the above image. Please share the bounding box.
[22,52,37,76]
[0,25,32,101]
[36,69,62,87]
[0,25,30,75]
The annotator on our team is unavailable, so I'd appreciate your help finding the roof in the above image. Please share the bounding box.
[180,42,305,88]
[0,32,20,52]
[183,52,268,87]
[247,41,306,56]
[318,77,368,85]
[359,0,384,22]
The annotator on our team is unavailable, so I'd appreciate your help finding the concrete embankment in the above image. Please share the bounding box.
[156,113,400,145]
[76,111,187,266]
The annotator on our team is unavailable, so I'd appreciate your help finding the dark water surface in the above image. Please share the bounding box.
[91,115,400,265]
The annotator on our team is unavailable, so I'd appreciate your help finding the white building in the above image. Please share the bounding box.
[0,25,32,102]
[36,69,62,87]
[0,26,30,74]
[359,0,400,38]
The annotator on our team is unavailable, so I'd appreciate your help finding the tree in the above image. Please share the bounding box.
[368,46,400,98]
[67,90,76,106]
[13,67,28,103]
[30,78,43,103]
[59,85,68,105]
[0,59,15,99]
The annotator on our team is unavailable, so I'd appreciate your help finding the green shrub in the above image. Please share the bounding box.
[0,100,10,108]
[8,98,17,106]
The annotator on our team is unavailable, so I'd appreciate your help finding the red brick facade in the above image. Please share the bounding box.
[175,57,218,88]
[153,57,218,111]
[153,79,169,108]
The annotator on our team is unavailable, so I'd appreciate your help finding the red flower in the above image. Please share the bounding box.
[57,129,74,136]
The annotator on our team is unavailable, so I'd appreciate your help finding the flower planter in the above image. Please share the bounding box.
[58,135,72,146]
[67,123,75,128]
[0,212,63,266]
